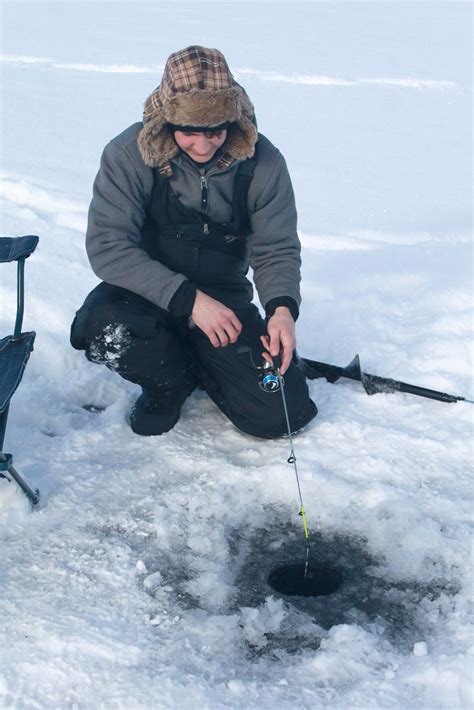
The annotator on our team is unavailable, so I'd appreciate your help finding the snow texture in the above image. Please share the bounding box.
[0,2,472,708]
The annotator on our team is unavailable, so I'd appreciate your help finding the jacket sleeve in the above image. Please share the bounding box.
[86,139,192,312]
[247,147,302,318]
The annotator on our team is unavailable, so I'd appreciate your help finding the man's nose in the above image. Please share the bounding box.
[194,135,212,152]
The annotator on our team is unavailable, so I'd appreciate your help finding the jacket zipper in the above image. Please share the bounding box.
[200,175,209,235]
[200,176,208,212]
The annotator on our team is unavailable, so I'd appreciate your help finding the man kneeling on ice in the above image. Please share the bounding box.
[71,45,317,438]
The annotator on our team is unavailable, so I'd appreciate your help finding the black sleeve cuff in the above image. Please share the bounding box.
[168,281,197,319]
[265,296,299,322]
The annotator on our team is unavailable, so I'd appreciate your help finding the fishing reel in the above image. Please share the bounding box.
[236,344,284,393]
[257,360,283,393]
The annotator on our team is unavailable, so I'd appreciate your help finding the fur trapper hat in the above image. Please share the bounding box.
[138,46,258,168]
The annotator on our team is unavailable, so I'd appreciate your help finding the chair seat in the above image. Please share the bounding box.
[0,332,36,413]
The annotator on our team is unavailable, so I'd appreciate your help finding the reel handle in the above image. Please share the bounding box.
[271,353,283,370]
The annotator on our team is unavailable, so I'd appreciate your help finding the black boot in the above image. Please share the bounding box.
[128,386,192,436]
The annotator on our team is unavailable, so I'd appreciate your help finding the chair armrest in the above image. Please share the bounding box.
[0,236,39,263]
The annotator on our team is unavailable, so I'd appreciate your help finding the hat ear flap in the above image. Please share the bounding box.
[225,117,258,160]
[239,86,255,118]
[138,108,179,167]
[220,83,258,160]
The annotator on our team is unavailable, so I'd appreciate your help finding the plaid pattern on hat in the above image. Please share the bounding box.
[139,46,257,169]
[161,46,233,95]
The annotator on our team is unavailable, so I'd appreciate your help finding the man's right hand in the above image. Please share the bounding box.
[191,289,242,347]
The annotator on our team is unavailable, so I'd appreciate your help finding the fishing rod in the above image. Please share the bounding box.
[300,353,473,404]
[258,355,311,579]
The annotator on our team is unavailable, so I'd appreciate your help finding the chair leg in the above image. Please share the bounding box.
[0,407,8,452]
[0,453,40,506]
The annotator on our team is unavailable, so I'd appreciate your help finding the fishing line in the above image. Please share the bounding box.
[255,353,343,598]
[276,367,311,579]
[253,349,313,581]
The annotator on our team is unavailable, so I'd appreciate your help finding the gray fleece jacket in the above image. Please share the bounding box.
[86,123,301,319]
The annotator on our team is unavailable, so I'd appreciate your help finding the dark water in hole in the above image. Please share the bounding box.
[268,563,343,597]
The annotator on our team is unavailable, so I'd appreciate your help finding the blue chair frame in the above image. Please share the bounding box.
[0,235,40,505]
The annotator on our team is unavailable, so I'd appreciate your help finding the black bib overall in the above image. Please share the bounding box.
[71,155,317,438]
[140,157,256,306]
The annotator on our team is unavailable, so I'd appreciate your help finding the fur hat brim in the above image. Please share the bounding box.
[138,86,257,168]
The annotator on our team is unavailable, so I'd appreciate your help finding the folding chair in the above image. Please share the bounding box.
[0,235,40,505]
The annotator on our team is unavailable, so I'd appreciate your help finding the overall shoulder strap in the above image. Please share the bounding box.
[147,167,169,208]
[233,147,258,236]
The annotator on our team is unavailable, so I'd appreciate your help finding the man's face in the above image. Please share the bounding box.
[173,128,228,163]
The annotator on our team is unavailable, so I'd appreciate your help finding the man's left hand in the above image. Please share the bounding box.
[260,306,296,375]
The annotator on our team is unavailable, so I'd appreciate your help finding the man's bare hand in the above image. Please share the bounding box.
[260,306,296,374]
[191,289,242,347]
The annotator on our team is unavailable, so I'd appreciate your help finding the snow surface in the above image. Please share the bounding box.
[0,2,473,708]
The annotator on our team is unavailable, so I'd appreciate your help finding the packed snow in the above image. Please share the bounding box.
[1,2,472,708]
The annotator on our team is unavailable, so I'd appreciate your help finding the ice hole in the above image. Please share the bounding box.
[268,563,342,597]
